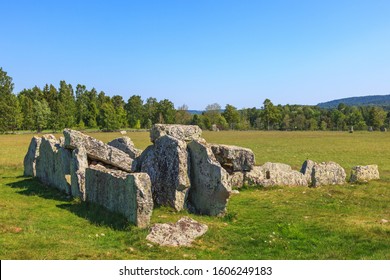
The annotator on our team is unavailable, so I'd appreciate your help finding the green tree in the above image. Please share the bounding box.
[223,104,240,129]
[157,99,176,124]
[142,97,158,126]
[99,102,120,131]
[19,95,34,130]
[58,81,76,128]
[125,95,144,128]
[204,103,222,126]
[0,68,23,133]
[33,99,51,132]
[112,95,127,128]
[367,106,386,130]
[261,99,281,130]
[175,104,192,124]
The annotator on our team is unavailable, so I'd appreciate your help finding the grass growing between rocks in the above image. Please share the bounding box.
[0,131,389,259]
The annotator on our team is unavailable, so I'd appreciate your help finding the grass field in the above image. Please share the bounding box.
[0,130,389,259]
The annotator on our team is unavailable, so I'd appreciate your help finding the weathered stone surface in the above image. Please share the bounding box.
[244,164,308,187]
[311,161,346,187]
[63,129,134,172]
[244,166,265,186]
[262,162,292,174]
[23,136,42,177]
[35,135,71,194]
[107,136,142,159]
[300,160,316,185]
[350,165,380,183]
[146,217,208,246]
[187,139,231,216]
[211,144,255,172]
[150,124,202,143]
[140,135,191,211]
[228,171,245,188]
[85,164,153,228]
[70,147,88,200]
[262,170,308,187]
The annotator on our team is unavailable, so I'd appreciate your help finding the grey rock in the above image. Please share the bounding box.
[211,144,255,172]
[350,165,380,183]
[262,162,292,174]
[23,136,42,177]
[70,146,88,200]
[187,139,231,216]
[228,171,245,188]
[35,135,71,194]
[262,170,308,187]
[300,160,316,185]
[85,164,153,228]
[312,161,346,187]
[146,217,208,247]
[107,136,142,159]
[140,135,191,211]
[63,129,134,172]
[244,166,265,186]
[150,124,202,143]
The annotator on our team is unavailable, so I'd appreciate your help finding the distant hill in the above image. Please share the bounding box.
[317,94,390,108]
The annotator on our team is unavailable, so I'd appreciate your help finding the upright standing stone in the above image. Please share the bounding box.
[140,135,191,211]
[350,165,380,183]
[85,165,153,228]
[63,129,134,172]
[70,146,88,200]
[23,136,42,177]
[187,139,231,216]
[150,124,202,143]
[35,135,71,194]
[107,137,142,159]
[211,144,255,173]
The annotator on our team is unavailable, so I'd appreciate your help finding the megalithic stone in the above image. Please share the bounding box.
[63,129,134,172]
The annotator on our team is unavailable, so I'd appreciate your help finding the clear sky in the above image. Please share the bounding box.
[2,0,390,109]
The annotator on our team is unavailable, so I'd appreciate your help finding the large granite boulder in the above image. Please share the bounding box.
[70,147,88,200]
[85,164,153,228]
[150,124,202,143]
[63,129,134,172]
[244,166,265,186]
[187,139,231,216]
[23,136,42,177]
[35,135,71,194]
[300,160,316,185]
[140,135,191,211]
[211,144,255,173]
[228,171,245,188]
[262,170,308,187]
[107,136,142,159]
[350,165,380,183]
[311,161,346,187]
[146,217,208,247]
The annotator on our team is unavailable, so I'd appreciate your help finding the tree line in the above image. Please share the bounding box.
[1,67,389,133]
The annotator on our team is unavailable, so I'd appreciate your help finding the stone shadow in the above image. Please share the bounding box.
[7,177,131,231]
[57,202,132,231]
[7,177,70,202]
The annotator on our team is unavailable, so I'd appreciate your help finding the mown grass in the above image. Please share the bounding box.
[0,131,389,259]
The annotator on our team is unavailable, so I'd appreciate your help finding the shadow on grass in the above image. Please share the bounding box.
[6,177,70,202]
[6,177,131,231]
[57,202,132,231]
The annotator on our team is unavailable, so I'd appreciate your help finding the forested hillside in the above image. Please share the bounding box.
[318,95,390,108]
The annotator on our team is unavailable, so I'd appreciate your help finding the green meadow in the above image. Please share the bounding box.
[0,131,389,259]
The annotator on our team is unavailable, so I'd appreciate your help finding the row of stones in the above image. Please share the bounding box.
[227,160,380,189]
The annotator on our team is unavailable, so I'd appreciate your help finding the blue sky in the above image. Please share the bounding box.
[2,0,390,109]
